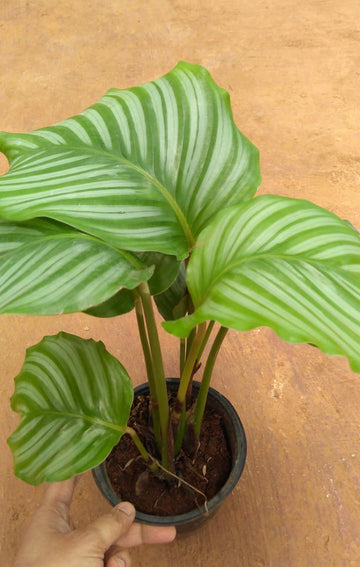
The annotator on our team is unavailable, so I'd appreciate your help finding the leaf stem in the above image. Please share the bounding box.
[172,321,215,455]
[134,292,161,448]
[197,320,215,362]
[137,282,170,469]
[173,322,208,454]
[193,326,228,436]
[176,322,207,413]
[125,426,158,472]
[180,338,186,375]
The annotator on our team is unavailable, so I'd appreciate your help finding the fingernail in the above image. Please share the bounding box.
[115,558,126,567]
[116,501,134,516]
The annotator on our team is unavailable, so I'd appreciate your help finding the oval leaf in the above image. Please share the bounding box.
[0,218,153,314]
[0,62,261,259]
[8,332,134,485]
[164,196,360,373]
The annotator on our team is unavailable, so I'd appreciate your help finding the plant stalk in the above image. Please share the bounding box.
[137,282,170,469]
[180,338,186,375]
[125,426,158,472]
[197,320,215,362]
[134,293,161,448]
[193,326,228,436]
[172,322,208,454]
[175,322,207,415]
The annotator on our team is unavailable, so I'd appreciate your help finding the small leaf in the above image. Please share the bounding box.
[8,332,134,484]
[135,252,180,296]
[84,288,135,318]
[154,262,188,320]
[165,195,360,373]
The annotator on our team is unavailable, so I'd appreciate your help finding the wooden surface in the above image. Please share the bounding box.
[1,1,359,565]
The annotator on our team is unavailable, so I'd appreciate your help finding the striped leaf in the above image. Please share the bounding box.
[164,195,360,373]
[0,62,261,260]
[8,332,134,485]
[84,252,180,318]
[0,218,153,314]
[0,217,68,257]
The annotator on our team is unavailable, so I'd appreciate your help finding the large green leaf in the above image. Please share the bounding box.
[164,195,360,373]
[0,218,153,314]
[8,332,134,485]
[0,62,261,260]
[0,217,67,257]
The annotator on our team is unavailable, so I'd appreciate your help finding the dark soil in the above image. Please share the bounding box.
[106,389,232,516]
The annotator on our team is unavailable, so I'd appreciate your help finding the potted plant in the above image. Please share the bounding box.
[1,62,359,531]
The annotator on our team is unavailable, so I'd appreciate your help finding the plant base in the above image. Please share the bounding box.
[93,379,246,533]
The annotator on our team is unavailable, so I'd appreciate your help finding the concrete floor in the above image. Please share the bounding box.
[1,1,359,565]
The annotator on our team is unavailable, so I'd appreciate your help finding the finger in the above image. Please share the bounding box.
[43,477,77,508]
[31,477,78,534]
[105,546,131,567]
[76,502,136,552]
[140,524,176,545]
[114,522,176,548]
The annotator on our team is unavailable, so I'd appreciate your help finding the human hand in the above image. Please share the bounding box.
[13,477,176,567]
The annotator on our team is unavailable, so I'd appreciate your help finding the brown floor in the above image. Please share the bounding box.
[1,1,359,566]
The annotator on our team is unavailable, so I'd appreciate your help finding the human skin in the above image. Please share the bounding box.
[13,477,176,567]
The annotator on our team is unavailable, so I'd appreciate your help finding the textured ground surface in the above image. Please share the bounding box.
[1,1,359,566]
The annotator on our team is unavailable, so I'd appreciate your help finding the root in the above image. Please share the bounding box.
[150,457,209,513]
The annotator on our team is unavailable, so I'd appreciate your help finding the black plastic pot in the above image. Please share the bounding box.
[92,378,246,533]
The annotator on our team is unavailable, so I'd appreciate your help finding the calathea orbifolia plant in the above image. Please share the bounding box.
[1,62,360,486]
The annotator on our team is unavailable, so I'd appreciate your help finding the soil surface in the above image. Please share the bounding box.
[106,391,232,516]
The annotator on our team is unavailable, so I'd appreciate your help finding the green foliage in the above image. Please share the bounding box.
[0,61,260,261]
[8,333,133,484]
[0,217,153,315]
[164,196,360,373]
[85,252,180,318]
[1,62,359,486]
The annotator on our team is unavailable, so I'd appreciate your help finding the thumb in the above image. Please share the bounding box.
[77,502,136,552]
[30,478,77,534]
